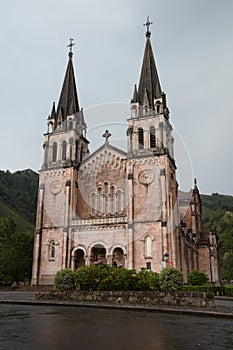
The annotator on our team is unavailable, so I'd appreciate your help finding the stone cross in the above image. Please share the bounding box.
[102,130,111,144]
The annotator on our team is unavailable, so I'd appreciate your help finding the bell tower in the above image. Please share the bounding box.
[126,19,179,271]
[31,40,89,285]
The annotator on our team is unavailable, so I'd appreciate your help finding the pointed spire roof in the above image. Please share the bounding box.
[56,44,79,122]
[50,102,56,119]
[131,84,138,103]
[137,28,162,110]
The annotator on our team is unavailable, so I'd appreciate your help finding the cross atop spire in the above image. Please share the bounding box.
[143,16,153,38]
[67,38,75,58]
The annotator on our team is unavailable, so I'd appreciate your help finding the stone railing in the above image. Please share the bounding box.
[72,216,127,226]
[36,290,215,308]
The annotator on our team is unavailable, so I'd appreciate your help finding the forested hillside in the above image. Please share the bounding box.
[201,193,233,280]
[0,169,38,229]
[0,169,38,284]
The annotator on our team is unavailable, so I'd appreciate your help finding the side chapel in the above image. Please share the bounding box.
[31,21,220,285]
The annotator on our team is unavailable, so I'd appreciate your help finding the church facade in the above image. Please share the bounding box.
[31,26,220,285]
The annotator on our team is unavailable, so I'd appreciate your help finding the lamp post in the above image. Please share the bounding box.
[164,252,169,268]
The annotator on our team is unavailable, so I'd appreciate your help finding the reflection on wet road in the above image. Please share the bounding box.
[0,304,233,350]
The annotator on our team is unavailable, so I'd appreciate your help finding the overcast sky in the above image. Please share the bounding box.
[0,0,233,195]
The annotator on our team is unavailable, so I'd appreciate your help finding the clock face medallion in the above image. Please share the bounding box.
[138,169,155,185]
[50,180,62,195]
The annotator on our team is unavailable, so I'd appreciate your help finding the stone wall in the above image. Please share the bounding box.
[36,290,215,308]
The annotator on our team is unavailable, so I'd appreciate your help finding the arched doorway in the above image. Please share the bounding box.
[112,247,125,267]
[91,244,107,264]
[74,249,85,269]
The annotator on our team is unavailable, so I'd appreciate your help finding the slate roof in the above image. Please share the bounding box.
[56,53,80,122]
[136,32,162,109]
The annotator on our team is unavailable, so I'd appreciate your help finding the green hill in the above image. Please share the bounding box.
[0,199,34,232]
[0,169,38,232]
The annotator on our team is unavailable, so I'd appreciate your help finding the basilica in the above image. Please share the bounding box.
[31,22,220,285]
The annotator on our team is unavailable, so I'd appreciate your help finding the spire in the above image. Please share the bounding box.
[50,102,56,119]
[131,84,138,103]
[137,18,162,110]
[56,39,79,122]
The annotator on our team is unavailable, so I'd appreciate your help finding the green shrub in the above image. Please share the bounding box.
[54,268,75,291]
[135,269,159,291]
[187,270,209,286]
[75,264,108,290]
[159,267,183,292]
[75,264,137,291]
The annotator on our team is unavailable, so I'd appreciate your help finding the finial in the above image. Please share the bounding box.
[67,38,75,58]
[194,178,197,186]
[143,16,153,38]
[102,130,111,144]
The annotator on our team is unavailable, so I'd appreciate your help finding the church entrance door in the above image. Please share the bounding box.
[112,248,125,267]
[74,249,85,269]
[91,244,107,264]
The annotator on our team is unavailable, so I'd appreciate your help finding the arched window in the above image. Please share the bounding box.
[75,140,78,160]
[80,145,83,162]
[138,128,144,149]
[156,103,160,114]
[104,182,108,214]
[69,138,73,159]
[90,192,96,215]
[49,240,56,260]
[68,119,73,130]
[110,186,115,214]
[62,141,67,161]
[117,190,123,213]
[97,187,103,214]
[52,142,57,162]
[149,126,156,149]
[145,235,152,257]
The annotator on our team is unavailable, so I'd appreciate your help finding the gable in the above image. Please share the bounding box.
[80,143,126,177]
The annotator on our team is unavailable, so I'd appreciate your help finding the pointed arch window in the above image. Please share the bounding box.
[62,141,67,161]
[150,126,156,149]
[138,128,144,149]
[52,142,57,162]
[145,235,152,257]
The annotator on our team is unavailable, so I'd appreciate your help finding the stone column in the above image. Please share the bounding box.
[62,180,71,268]
[31,184,44,286]
[160,169,167,255]
[127,162,134,269]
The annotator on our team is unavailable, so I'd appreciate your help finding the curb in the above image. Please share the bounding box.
[1,299,233,319]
